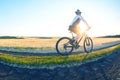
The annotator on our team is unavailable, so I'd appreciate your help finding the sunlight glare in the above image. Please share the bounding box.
[79,21,88,34]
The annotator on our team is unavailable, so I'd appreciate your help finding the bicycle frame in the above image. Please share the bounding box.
[70,31,88,46]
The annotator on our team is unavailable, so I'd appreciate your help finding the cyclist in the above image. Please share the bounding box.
[69,9,91,44]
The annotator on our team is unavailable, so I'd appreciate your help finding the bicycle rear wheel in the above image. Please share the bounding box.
[84,37,93,53]
[56,37,74,55]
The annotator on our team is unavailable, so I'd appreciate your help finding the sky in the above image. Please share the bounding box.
[0,0,120,37]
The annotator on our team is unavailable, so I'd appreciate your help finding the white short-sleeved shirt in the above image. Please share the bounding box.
[70,15,88,26]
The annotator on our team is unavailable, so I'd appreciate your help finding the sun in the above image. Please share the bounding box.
[79,21,88,34]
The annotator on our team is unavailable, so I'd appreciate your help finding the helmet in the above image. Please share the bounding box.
[75,9,81,14]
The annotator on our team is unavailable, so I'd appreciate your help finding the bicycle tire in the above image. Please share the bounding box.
[84,37,93,53]
[56,37,74,55]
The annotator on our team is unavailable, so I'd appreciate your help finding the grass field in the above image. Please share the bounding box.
[0,38,58,52]
[0,38,57,48]
[0,37,120,68]
[0,37,120,51]
[0,44,120,68]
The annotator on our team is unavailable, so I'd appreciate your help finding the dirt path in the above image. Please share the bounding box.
[0,41,120,56]
[93,41,120,51]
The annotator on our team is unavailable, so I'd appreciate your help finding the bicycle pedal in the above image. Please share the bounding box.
[75,45,80,49]
[69,40,75,45]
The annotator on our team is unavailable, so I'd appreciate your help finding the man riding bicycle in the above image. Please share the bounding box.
[69,9,91,43]
[56,10,93,55]
[56,9,93,55]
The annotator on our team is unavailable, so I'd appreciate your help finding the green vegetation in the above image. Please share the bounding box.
[0,36,24,39]
[38,37,56,39]
[99,34,120,38]
[0,46,54,52]
[0,45,120,68]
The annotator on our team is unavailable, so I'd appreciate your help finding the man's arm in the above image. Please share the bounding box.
[80,16,89,25]
[80,16,91,30]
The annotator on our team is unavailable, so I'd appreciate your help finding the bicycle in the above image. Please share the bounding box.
[56,30,93,55]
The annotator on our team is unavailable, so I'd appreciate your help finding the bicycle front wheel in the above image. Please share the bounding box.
[84,37,93,53]
[56,37,74,55]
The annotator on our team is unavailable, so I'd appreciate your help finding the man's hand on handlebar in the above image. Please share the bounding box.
[86,26,91,31]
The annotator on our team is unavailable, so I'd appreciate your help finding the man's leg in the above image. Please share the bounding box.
[74,33,81,42]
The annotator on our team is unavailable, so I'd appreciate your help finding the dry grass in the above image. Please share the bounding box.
[0,38,58,48]
[92,38,120,45]
[0,37,119,50]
